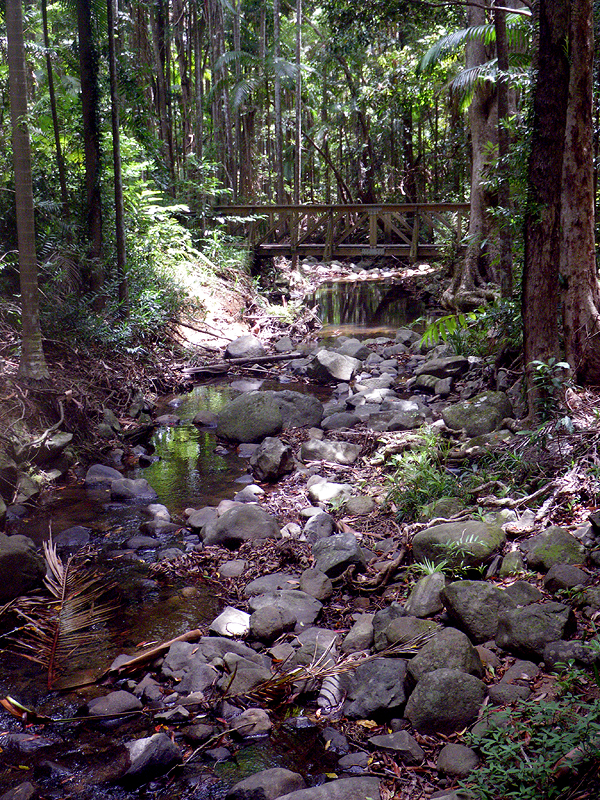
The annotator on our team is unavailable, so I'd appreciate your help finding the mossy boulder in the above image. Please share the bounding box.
[442,391,513,437]
[412,520,506,569]
[522,526,586,571]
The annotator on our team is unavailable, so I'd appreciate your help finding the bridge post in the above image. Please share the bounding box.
[410,210,420,263]
[369,208,379,248]
[324,208,333,261]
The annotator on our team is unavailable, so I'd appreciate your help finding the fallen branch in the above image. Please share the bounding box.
[182,352,305,376]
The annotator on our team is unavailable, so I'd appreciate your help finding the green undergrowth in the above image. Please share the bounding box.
[461,673,600,799]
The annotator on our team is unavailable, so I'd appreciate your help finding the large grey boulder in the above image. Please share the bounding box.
[276,777,380,800]
[442,580,515,643]
[225,335,266,360]
[442,391,513,437]
[300,439,362,466]
[412,520,505,568]
[226,768,306,800]
[307,351,361,383]
[0,533,45,601]
[495,601,575,657]
[85,463,122,486]
[342,658,409,720]
[216,393,283,443]
[408,628,484,682]
[522,526,586,571]
[267,390,324,429]
[202,504,280,548]
[248,590,322,629]
[367,731,424,765]
[110,478,158,502]
[249,437,295,482]
[405,668,486,734]
[415,356,470,380]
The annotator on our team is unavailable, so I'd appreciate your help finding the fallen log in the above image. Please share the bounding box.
[182,351,305,376]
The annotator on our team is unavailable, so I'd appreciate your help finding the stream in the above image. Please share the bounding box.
[0,274,426,798]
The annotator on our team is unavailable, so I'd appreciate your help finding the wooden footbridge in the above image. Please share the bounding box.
[215,203,470,261]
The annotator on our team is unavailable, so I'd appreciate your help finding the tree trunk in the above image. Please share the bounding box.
[522,0,570,417]
[273,0,284,203]
[107,0,128,316]
[560,0,600,382]
[77,0,104,293]
[7,0,49,380]
[494,2,513,299]
[442,1,498,311]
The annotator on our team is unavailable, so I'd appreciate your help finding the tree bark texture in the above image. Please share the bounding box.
[7,0,49,380]
[560,0,600,382]
[522,0,570,414]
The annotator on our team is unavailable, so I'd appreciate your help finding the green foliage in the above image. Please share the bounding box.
[463,686,600,799]
[421,299,522,358]
[387,427,467,522]
[530,357,572,421]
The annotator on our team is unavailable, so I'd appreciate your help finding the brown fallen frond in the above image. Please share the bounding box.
[0,538,119,689]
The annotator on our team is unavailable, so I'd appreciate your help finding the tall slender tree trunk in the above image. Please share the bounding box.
[273,0,284,203]
[294,0,302,205]
[522,0,570,417]
[7,0,49,380]
[42,0,70,223]
[107,0,128,316]
[77,0,104,293]
[560,0,600,382]
[494,2,513,298]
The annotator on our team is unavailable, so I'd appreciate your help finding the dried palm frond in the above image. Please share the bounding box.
[222,629,439,707]
[0,539,119,689]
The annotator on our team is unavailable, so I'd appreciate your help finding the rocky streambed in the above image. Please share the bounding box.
[1,316,600,800]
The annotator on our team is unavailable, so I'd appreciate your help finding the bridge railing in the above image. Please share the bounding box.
[214,203,470,261]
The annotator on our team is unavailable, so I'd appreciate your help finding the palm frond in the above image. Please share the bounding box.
[2,539,119,689]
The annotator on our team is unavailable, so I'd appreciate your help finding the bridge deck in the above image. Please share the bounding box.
[215,203,470,261]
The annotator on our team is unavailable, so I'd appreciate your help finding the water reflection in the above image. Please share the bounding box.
[310,276,425,337]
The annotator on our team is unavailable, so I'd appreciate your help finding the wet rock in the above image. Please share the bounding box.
[187,506,217,531]
[218,659,272,695]
[85,463,122,486]
[495,602,575,657]
[412,520,505,569]
[276,777,381,800]
[442,580,514,643]
[408,628,484,682]
[0,733,55,753]
[405,668,486,734]
[249,437,295,482]
[522,526,587,571]
[267,390,324,429]
[126,535,159,549]
[0,533,45,602]
[0,783,38,800]
[342,658,409,719]
[499,550,527,577]
[338,752,370,773]
[404,572,446,618]
[110,477,158,501]
[501,580,542,606]
[543,564,591,593]
[225,335,266,359]
[300,438,362,466]
[192,409,218,426]
[299,568,333,601]
[52,525,91,553]
[321,727,349,754]
[155,705,190,724]
[307,351,361,383]
[210,606,251,637]
[234,484,266,503]
[230,708,272,738]
[442,391,513,437]
[86,690,143,717]
[123,733,182,784]
[197,637,266,666]
[368,731,424,765]
[156,414,181,425]
[436,743,479,777]
[202,504,280,548]
[335,339,370,360]
[312,531,367,578]
[303,512,336,543]
[226,768,306,800]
